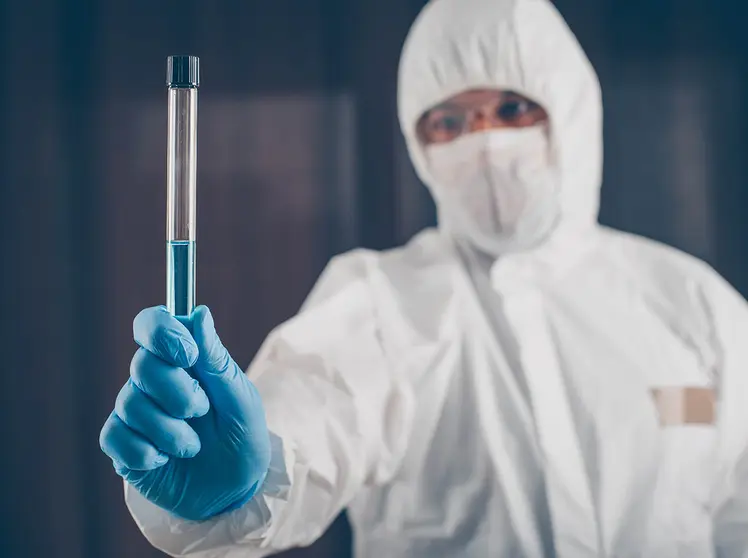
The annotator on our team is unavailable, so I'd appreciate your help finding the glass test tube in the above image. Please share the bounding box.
[166,55,199,317]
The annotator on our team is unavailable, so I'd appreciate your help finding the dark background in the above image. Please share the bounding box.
[1,0,747,557]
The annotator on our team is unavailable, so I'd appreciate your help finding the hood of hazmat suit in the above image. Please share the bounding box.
[398,0,602,257]
[124,1,748,557]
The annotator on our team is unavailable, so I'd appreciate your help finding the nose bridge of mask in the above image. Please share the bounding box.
[485,126,550,161]
[425,126,550,180]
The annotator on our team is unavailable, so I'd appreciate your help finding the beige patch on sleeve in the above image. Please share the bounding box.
[651,387,716,426]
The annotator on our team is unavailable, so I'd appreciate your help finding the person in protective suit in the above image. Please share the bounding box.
[100,0,748,556]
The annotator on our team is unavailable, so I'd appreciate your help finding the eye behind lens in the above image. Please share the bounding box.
[496,100,528,121]
[435,114,465,132]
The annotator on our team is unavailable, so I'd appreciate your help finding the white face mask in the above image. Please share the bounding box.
[424,126,559,255]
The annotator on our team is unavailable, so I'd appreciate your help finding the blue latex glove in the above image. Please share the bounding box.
[100,305,271,522]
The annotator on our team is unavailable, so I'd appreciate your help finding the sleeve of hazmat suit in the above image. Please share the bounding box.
[704,266,748,556]
[123,249,415,557]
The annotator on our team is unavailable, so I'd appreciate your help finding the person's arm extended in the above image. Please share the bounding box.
[124,250,415,557]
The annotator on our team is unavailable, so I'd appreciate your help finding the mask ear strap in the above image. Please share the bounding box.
[541,122,560,169]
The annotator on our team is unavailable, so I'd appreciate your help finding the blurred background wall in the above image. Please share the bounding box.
[0,0,746,556]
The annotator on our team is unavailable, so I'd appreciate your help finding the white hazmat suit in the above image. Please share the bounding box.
[125,0,748,556]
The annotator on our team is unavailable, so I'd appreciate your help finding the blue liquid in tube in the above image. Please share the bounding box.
[167,240,195,317]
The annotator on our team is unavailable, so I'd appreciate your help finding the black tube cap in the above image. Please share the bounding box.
[167,55,199,88]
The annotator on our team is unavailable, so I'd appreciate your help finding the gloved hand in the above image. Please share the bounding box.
[99,305,271,522]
